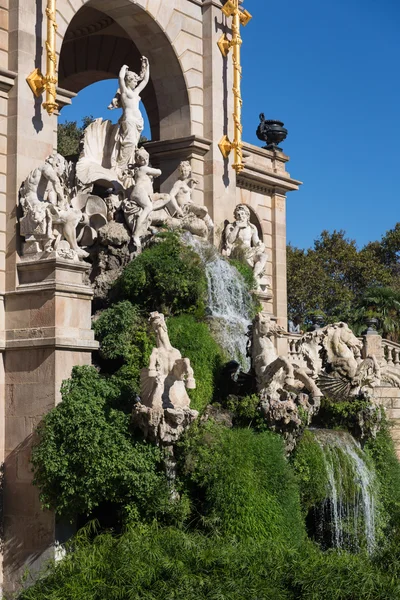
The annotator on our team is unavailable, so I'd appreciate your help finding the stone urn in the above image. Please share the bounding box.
[365,317,379,335]
[311,315,325,331]
[256,114,288,151]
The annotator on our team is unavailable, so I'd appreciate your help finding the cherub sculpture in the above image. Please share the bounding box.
[140,312,196,410]
[150,161,213,239]
[121,147,182,253]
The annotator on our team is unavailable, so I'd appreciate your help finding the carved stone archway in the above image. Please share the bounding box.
[58,2,192,141]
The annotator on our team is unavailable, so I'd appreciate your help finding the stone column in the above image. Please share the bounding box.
[3,258,97,595]
[202,0,237,234]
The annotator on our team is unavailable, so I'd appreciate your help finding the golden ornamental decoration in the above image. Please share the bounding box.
[26,0,59,115]
[218,0,252,174]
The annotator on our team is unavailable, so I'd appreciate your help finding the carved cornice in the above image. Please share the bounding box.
[238,141,302,195]
[145,136,212,161]
[236,176,273,196]
[56,86,77,110]
[0,68,17,94]
[64,16,114,43]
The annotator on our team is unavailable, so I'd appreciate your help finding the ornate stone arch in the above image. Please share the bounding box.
[57,0,199,141]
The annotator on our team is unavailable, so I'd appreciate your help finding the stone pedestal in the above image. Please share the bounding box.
[2,258,97,595]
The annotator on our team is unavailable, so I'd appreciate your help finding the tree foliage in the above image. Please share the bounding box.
[57,116,94,158]
[112,232,207,317]
[287,229,394,328]
[31,366,163,521]
[93,301,154,406]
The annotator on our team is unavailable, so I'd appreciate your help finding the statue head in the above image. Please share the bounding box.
[125,69,141,90]
[234,204,251,224]
[135,147,149,166]
[179,161,191,179]
[149,311,167,333]
[45,152,66,178]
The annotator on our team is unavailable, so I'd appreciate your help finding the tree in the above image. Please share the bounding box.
[287,230,393,327]
[57,115,94,158]
[358,287,400,340]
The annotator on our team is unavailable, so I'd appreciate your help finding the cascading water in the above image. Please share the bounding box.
[311,429,377,554]
[185,234,252,369]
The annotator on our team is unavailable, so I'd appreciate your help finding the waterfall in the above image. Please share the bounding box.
[312,429,377,554]
[184,234,252,369]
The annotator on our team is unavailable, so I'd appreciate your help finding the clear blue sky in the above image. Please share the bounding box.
[59,0,400,250]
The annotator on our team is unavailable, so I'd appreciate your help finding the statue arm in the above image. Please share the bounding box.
[226,223,239,245]
[250,225,263,247]
[145,166,162,178]
[118,65,129,94]
[187,177,198,189]
[136,56,150,94]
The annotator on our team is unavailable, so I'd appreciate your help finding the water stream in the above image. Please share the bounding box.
[311,429,377,554]
[185,234,252,369]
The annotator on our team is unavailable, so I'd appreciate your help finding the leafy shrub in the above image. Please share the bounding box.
[167,314,226,413]
[225,393,265,429]
[31,366,164,521]
[316,396,382,439]
[292,430,329,513]
[365,421,400,533]
[112,232,207,316]
[229,258,262,316]
[180,422,305,545]
[93,301,153,407]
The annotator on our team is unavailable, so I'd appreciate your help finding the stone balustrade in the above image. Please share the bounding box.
[382,339,400,373]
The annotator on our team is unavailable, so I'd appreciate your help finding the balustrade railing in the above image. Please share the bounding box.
[382,339,400,372]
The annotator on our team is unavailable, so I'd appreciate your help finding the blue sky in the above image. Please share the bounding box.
[59,0,400,250]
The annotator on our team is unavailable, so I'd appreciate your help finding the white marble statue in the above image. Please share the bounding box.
[151,161,213,239]
[19,153,88,259]
[77,58,149,189]
[223,204,269,292]
[109,58,149,170]
[140,312,196,410]
[297,322,382,398]
[121,147,181,253]
[251,312,322,400]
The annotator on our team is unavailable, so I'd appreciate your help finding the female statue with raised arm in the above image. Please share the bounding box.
[110,57,150,170]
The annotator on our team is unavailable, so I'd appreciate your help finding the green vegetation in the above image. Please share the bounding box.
[287,229,399,331]
[93,301,154,406]
[57,116,147,158]
[365,423,400,534]
[24,415,400,599]
[57,116,94,157]
[292,430,329,513]
[112,232,207,317]
[167,314,225,413]
[316,396,382,439]
[31,366,164,522]
[180,423,305,544]
[23,228,400,599]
